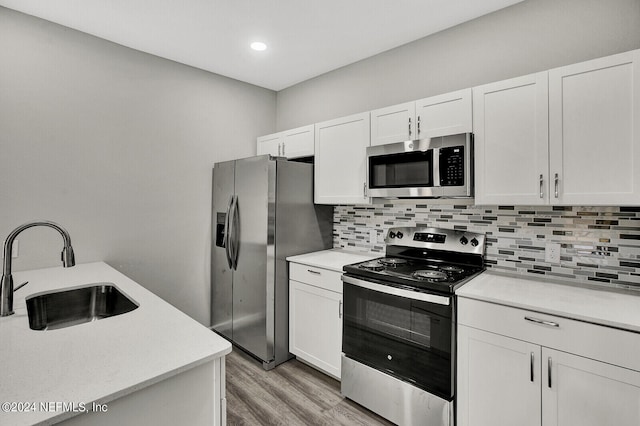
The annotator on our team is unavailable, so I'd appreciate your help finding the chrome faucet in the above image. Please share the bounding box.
[1,221,75,316]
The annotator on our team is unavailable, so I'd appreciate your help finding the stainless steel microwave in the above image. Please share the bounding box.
[366,133,473,199]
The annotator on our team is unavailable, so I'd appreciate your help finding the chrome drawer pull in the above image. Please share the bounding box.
[524,316,560,328]
[307,269,321,275]
[548,357,552,388]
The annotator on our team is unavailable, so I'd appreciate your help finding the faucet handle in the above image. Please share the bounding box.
[14,281,28,292]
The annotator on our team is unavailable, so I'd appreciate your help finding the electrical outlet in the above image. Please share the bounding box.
[369,229,377,244]
[545,242,561,263]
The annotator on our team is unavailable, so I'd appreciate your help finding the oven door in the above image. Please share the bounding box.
[342,274,454,400]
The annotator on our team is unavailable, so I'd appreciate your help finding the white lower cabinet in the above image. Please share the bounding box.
[289,264,343,379]
[457,297,640,426]
[543,348,640,426]
[457,325,541,426]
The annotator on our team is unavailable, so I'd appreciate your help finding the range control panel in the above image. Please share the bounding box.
[413,232,447,244]
[384,226,485,256]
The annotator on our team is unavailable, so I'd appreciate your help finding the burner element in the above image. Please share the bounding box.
[379,258,408,267]
[412,270,448,282]
[439,265,465,274]
[359,260,384,271]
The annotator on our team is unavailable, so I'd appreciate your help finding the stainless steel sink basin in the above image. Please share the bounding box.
[26,283,138,330]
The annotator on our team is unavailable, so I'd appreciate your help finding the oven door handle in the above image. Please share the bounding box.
[341,275,451,306]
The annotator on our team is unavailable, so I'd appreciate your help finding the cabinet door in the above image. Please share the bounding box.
[457,325,542,426]
[256,132,281,156]
[542,347,640,426]
[549,49,640,205]
[314,112,370,204]
[415,88,472,138]
[289,280,342,379]
[473,72,549,205]
[370,102,415,146]
[281,124,314,158]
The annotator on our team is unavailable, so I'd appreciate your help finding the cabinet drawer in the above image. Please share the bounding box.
[458,297,640,372]
[289,262,343,293]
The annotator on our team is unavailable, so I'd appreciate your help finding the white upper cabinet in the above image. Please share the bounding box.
[415,88,473,138]
[474,49,640,205]
[315,112,370,205]
[281,125,315,158]
[549,49,640,205]
[370,88,472,146]
[370,102,415,146]
[473,72,549,205]
[256,132,281,156]
[256,124,314,159]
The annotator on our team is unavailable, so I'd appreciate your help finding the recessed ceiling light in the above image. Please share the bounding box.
[250,41,267,51]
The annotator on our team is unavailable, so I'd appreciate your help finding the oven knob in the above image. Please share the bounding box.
[387,355,393,361]
[470,238,479,247]
[459,236,468,245]
[396,231,403,239]
[389,231,396,239]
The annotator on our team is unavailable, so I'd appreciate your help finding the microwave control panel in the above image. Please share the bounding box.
[439,146,465,186]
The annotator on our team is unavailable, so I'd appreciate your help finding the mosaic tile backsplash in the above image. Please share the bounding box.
[333,204,640,290]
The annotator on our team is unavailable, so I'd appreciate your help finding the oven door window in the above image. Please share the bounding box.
[342,282,453,400]
[368,150,433,188]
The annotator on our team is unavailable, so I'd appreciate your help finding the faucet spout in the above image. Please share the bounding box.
[1,221,76,316]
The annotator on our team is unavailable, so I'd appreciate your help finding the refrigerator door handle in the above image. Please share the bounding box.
[224,195,234,269]
[231,195,240,270]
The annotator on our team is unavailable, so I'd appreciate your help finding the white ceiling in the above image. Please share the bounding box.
[0,0,524,91]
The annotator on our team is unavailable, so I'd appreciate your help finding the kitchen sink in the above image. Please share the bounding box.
[26,283,138,330]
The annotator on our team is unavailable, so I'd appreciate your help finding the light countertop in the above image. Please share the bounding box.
[457,272,640,333]
[0,262,231,426]
[287,248,379,272]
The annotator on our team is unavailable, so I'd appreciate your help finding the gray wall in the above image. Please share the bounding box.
[276,0,640,130]
[0,7,276,325]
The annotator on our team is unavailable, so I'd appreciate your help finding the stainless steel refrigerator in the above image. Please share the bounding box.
[211,155,332,369]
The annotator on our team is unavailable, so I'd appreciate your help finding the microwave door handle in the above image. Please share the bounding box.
[432,148,441,188]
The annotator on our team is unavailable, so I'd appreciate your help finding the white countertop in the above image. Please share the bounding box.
[287,248,379,272]
[0,262,231,426]
[457,272,640,333]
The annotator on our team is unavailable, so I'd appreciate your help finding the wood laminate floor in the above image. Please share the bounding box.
[225,348,395,426]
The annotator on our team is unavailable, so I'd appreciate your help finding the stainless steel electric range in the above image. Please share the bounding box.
[341,226,486,426]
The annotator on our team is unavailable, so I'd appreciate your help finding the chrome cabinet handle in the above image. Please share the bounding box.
[408,117,412,137]
[417,115,421,136]
[539,174,544,198]
[282,142,286,156]
[548,357,552,388]
[307,269,321,275]
[363,182,367,197]
[339,300,343,319]
[554,173,559,198]
[278,143,281,156]
[530,352,535,382]
[525,316,560,328]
